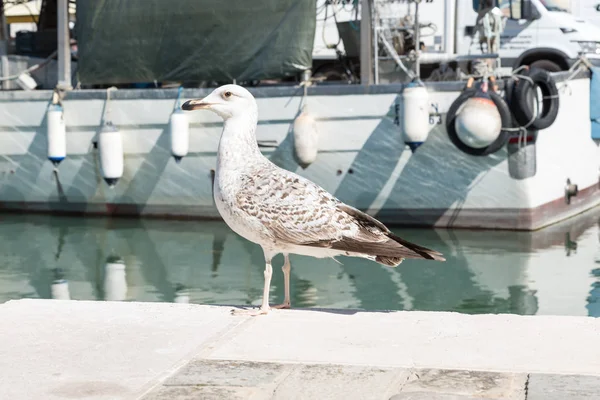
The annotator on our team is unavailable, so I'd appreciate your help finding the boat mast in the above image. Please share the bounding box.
[360,0,373,86]
[0,1,8,90]
[57,0,71,90]
[413,0,420,78]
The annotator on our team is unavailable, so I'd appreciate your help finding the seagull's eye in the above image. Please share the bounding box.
[223,91,232,99]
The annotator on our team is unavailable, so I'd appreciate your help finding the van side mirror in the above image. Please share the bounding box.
[522,0,540,20]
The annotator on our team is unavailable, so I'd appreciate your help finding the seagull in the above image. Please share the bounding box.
[182,84,445,316]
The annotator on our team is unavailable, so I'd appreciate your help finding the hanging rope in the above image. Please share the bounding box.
[174,86,184,111]
[50,85,66,107]
[104,86,118,125]
[298,75,326,109]
[556,55,593,95]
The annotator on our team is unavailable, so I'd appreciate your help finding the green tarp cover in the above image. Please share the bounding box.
[75,0,316,84]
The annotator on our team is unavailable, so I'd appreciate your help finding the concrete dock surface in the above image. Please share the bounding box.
[0,299,599,400]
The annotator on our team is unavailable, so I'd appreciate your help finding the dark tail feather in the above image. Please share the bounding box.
[302,232,445,265]
[387,233,446,262]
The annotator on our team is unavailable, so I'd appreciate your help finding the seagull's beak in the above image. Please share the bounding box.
[181,98,213,111]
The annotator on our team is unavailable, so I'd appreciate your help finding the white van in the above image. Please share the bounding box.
[314,0,600,77]
[457,0,600,71]
[558,0,600,29]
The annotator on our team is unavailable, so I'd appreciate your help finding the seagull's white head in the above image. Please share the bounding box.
[181,84,256,120]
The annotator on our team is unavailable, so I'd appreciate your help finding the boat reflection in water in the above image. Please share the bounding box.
[0,207,599,317]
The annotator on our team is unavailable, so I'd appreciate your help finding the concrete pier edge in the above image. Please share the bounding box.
[1,299,599,399]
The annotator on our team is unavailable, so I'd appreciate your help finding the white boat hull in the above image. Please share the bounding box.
[0,74,597,230]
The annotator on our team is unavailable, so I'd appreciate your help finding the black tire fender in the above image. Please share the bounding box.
[446,89,512,157]
[510,67,559,130]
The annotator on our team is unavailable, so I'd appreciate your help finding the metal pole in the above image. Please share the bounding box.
[57,0,71,90]
[372,2,379,84]
[360,0,373,85]
[414,1,420,78]
[443,0,453,54]
[0,1,9,90]
[419,52,499,63]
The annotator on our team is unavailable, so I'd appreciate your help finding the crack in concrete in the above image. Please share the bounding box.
[267,364,299,399]
[524,373,530,400]
[396,368,421,393]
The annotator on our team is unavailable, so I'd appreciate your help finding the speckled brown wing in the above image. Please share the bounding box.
[234,163,445,263]
[235,165,387,246]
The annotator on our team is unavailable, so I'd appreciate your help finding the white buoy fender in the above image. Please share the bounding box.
[50,268,70,300]
[455,95,502,149]
[98,122,124,187]
[174,285,190,303]
[51,281,70,300]
[104,257,127,301]
[169,108,189,163]
[47,103,67,166]
[401,80,430,152]
[293,105,319,168]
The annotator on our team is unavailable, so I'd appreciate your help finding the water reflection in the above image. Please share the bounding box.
[0,207,600,317]
[104,256,127,302]
[50,268,70,300]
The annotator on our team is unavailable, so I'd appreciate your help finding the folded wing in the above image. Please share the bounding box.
[236,166,445,263]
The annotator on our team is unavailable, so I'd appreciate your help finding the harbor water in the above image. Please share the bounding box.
[1,207,599,317]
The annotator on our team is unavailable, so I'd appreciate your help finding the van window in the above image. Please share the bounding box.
[472,0,522,19]
[472,0,495,11]
[498,0,522,19]
[539,0,569,12]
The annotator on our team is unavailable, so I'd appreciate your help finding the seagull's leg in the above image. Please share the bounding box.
[273,253,291,309]
[231,249,274,316]
[258,256,274,313]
